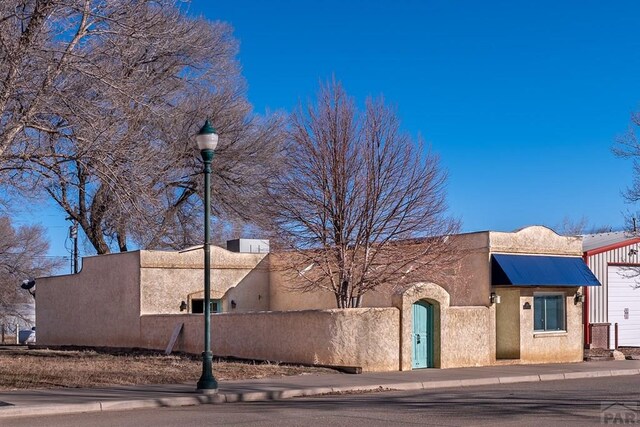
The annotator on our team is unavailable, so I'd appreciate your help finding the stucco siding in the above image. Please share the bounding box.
[490,226,582,256]
[519,288,583,363]
[35,226,587,371]
[140,248,269,314]
[269,232,492,310]
[495,288,521,359]
[140,308,400,372]
[36,251,142,348]
[440,306,494,368]
[444,233,492,307]
[268,270,337,311]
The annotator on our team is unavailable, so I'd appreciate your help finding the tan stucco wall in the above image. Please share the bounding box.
[139,308,400,372]
[441,306,494,368]
[268,268,396,311]
[268,232,492,310]
[495,288,521,359]
[268,269,337,310]
[489,226,582,256]
[36,251,142,348]
[36,225,586,371]
[37,246,269,348]
[442,232,492,307]
[518,287,584,363]
[139,248,269,314]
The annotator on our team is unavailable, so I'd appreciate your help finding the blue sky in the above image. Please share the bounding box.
[18,0,640,265]
[191,0,640,231]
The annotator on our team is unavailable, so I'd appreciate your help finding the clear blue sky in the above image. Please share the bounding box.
[19,0,640,266]
[191,0,640,232]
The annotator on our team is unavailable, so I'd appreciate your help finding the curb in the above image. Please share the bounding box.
[0,369,639,419]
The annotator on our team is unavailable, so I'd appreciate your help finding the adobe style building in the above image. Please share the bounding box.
[36,226,599,371]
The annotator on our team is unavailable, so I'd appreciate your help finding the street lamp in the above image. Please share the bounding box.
[195,119,219,393]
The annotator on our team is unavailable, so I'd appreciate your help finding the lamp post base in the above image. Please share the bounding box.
[196,351,218,392]
[196,387,219,395]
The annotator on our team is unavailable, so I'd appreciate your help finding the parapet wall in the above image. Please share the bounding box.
[36,251,143,348]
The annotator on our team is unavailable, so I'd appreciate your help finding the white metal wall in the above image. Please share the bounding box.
[607,266,640,347]
[586,242,640,324]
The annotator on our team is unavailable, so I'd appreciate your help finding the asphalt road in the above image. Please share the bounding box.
[5,376,640,427]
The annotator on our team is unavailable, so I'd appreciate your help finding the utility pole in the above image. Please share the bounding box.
[67,218,79,274]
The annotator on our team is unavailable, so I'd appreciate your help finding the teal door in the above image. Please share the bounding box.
[412,301,433,369]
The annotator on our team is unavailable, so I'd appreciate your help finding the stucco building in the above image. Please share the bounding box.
[36,226,599,371]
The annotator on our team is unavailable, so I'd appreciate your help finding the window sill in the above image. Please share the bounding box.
[533,331,568,338]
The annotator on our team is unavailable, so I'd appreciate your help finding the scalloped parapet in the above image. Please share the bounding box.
[489,225,582,256]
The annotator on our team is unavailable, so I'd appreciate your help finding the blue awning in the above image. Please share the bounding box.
[491,254,601,287]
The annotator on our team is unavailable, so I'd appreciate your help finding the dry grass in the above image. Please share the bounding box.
[0,346,336,390]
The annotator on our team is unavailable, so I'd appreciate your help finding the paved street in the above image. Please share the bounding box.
[5,376,639,427]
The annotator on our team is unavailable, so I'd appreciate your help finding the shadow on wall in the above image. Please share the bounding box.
[186,257,271,313]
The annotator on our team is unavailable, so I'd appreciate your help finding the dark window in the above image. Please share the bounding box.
[191,299,222,314]
[533,294,565,332]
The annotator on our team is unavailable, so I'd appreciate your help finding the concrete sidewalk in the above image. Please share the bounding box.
[0,360,638,419]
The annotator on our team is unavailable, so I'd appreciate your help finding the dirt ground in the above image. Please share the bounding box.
[584,346,640,360]
[0,346,337,390]
[618,347,640,357]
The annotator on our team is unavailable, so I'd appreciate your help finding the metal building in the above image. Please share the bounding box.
[582,232,640,349]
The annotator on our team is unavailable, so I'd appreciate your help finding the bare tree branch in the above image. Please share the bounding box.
[0,1,286,254]
[0,216,63,324]
[268,80,461,308]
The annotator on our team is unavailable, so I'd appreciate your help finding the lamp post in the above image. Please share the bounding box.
[195,119,219,392]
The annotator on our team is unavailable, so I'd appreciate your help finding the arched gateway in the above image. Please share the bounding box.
[393,282,450,370]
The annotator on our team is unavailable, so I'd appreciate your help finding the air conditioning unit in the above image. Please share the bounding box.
[226,239,270,254]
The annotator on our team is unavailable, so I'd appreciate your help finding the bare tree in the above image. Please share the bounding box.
[1,1,285,254]
[0,216,62,325]
[612,111,640,238]
[553,216,613,236]
[269,81,460,308]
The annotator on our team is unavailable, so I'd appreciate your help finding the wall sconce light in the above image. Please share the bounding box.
[231,300,237,309]
[490,292,501,304]
[179,300,187,312]
[629,248,638,257]
[574,291,584,305]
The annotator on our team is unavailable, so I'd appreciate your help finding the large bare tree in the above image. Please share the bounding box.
[0,0,285,254]
[270,81,460,308]
[0,216,61,325]
[609,111,640,288]
[614,111,640,211]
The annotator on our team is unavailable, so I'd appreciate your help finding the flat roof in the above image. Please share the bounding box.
[581,231,638,252]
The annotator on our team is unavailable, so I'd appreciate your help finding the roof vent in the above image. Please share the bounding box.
[226,239,270,253]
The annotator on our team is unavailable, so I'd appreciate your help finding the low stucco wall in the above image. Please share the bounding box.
[139,307,400,372]
[441,306,494,368]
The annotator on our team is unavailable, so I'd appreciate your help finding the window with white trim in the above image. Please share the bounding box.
[533,293,565,332]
